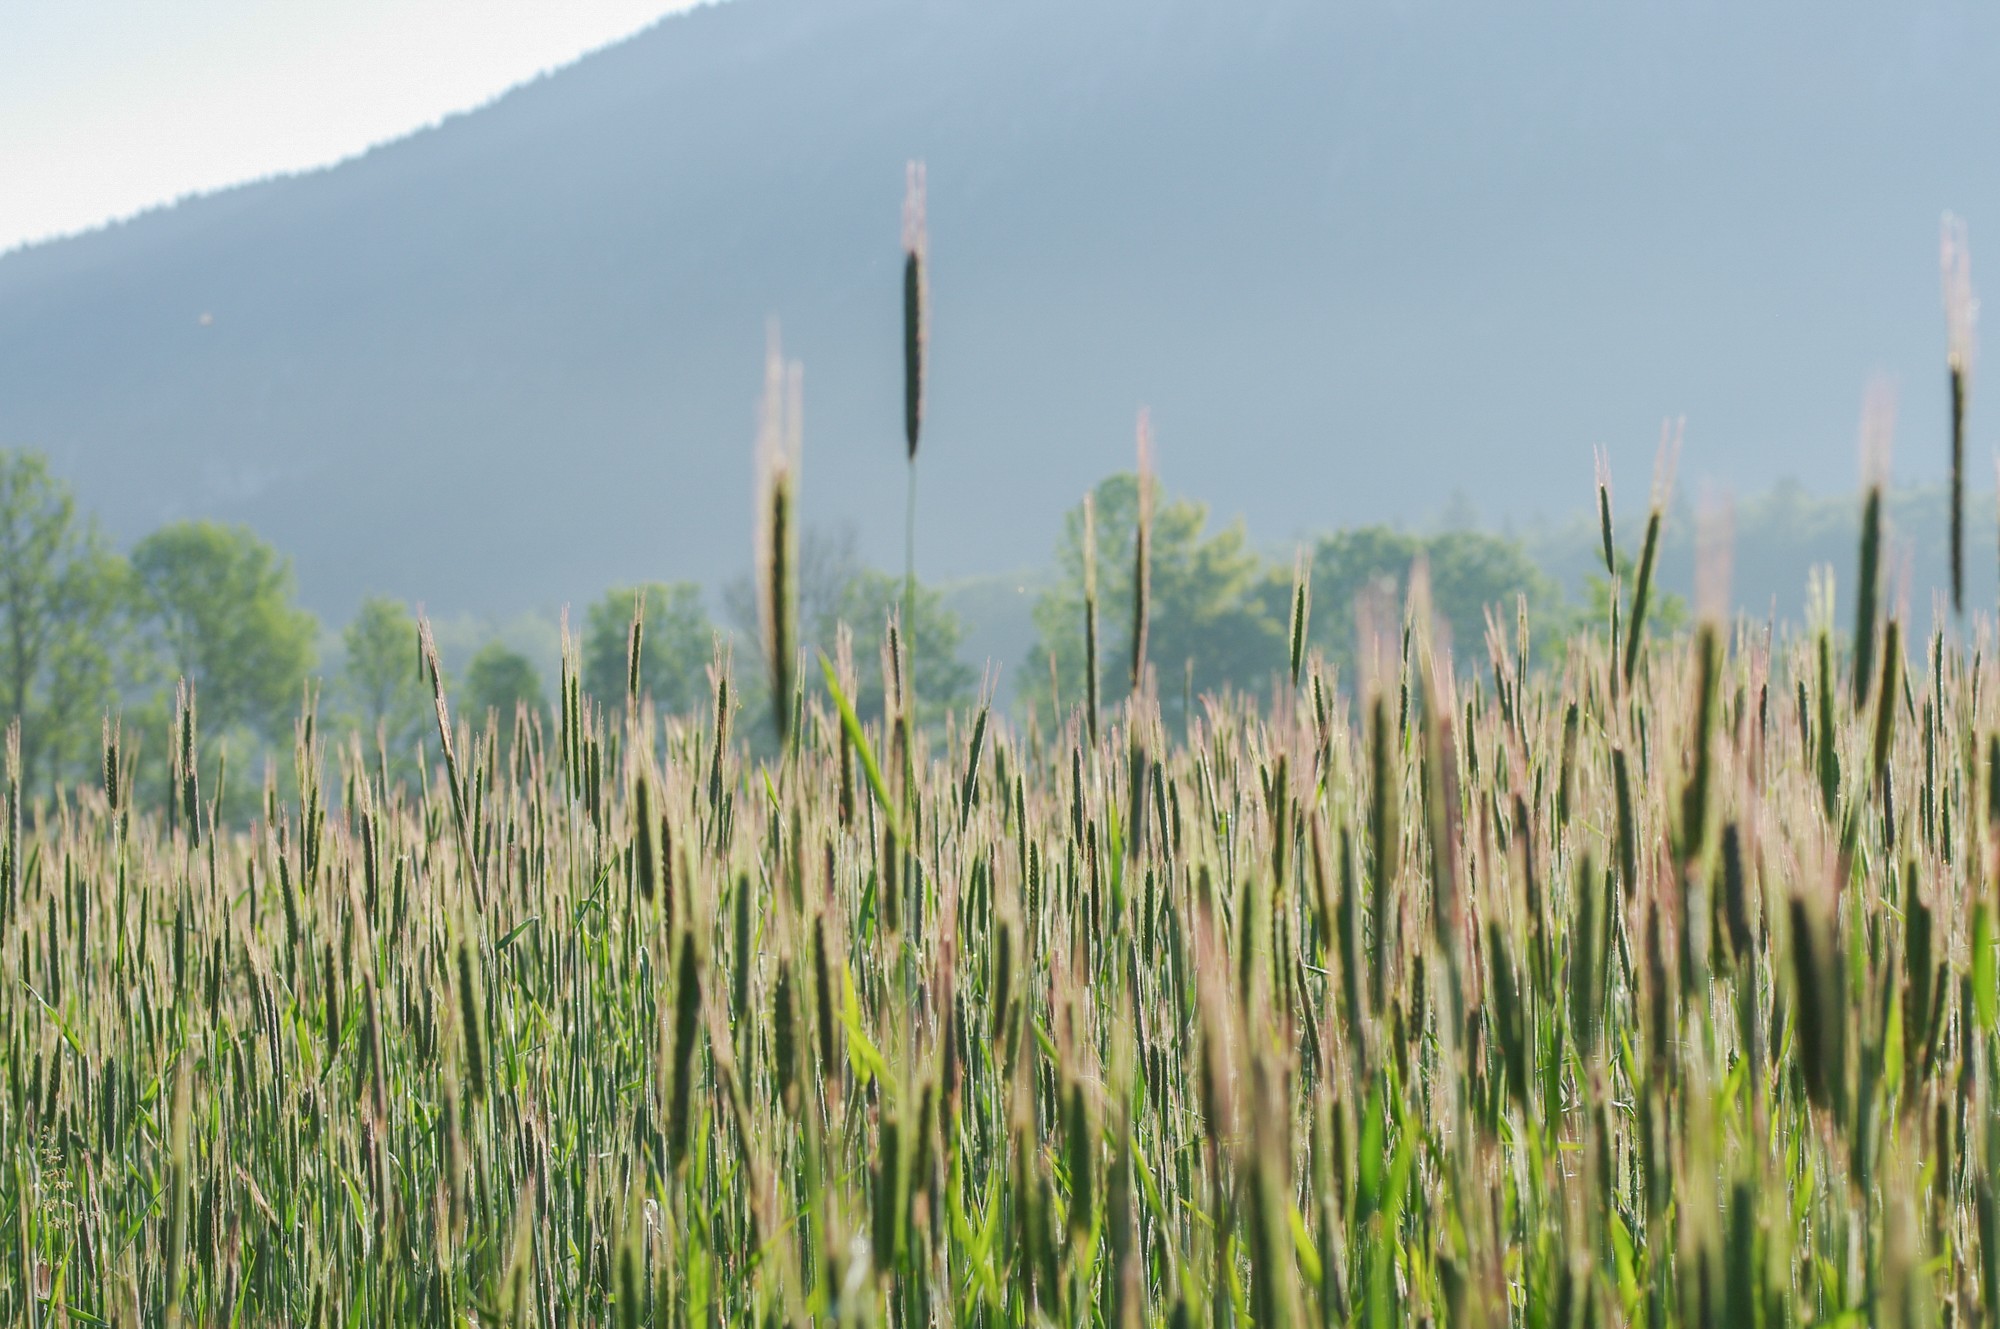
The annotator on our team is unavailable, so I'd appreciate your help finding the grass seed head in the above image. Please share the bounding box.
[1942,216,1976,613]
[666,927,704,1169]
[1594,444,1616,577]
[756,324,802,745]
[903,160,928,461]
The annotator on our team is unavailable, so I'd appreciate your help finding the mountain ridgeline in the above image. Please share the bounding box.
[0,0,1994,618]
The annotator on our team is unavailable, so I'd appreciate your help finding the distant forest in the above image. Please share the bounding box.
[0,444,1985,813]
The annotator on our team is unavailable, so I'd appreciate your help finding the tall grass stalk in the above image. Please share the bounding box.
[1854,381,1895,710]
[902,162,928,683]
[757,326,802,746]
[1288,548,1310,690]
[1942,214,1976,615]
[1623,422,1678,687]
[1131,410,1153,696]
[1083,491,1100,747]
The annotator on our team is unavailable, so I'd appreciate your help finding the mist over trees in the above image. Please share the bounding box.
[0,441,1968,816]
[4,0,1990,619]
[1018,472,1588,727]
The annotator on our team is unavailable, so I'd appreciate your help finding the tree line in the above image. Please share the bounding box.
[3,447,1616,808]
[1019,471,1658,729]
[1,451,321,800]
[0,449,978,810]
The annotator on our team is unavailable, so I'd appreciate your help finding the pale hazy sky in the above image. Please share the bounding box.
[0,1,706,253]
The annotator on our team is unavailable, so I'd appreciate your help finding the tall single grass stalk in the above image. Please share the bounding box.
[1083,491,1100,747]
[1366,688,1397,1013]
[1855,489,1883,709]
[757,326,802,745]
[1288,547,1310,690]
[1625,513,1658,686]
[1854,381,1895,709]
[626,588,646,713]
[903,162,928,674]
[1872,616,1902,793]
[1131,411,1153,696]
[1680,495,1730,865]
[1942,214,1976,615]
[1679,622,1719,865]
[1594,445,1616,578]
[1597,448,1622,690]
[174,679,199,848]
[1623,422,1679,687]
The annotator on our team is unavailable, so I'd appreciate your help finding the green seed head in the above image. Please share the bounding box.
[756,326,802,745]
[1942,214,1976,613]
[903,160,927,461]
[666,928,704,1170]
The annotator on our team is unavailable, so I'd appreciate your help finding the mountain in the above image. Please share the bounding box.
[1,0,1995,619]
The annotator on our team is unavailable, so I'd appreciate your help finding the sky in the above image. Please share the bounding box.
[0,1,706,253]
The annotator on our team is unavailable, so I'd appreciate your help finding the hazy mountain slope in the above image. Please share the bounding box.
[1,0,1994,617]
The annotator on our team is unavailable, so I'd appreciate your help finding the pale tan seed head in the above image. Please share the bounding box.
[903,160,928,263]
[1943,212,1978,380]
[1650,416,1683,511]
[755,321,803,741]
[1860,375,1897,490]
[1695,485,1735,627]
[1131,408,1154,694]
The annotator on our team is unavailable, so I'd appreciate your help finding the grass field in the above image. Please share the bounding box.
[2,449,1998,1327]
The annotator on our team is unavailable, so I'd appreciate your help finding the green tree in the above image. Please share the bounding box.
[1308,526,1566,679]
[1025,472,1287,727]
[583,582,715,718]
[0,451,126,794]
[1425,529,1568,672]
[335,596,433,758]
[464,643,549,742]
[130,522,318,744]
